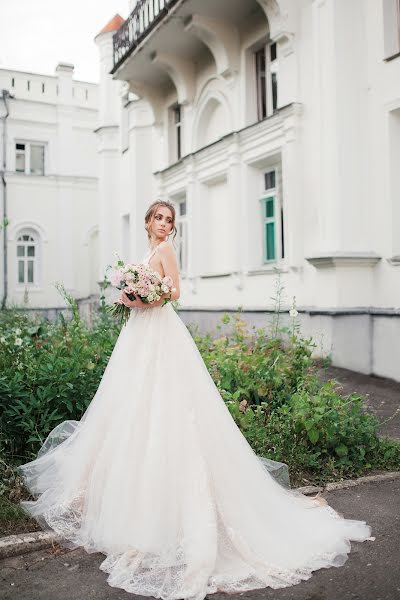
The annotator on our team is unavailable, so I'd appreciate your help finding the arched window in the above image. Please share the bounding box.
[16,231,38,285]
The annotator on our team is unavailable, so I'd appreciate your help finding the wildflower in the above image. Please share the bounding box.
[14,338,23,346]
[14,328,22,335]
[289,308,298,318]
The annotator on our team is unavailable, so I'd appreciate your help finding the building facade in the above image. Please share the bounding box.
[95,0,400,380]
[0,63,99,312]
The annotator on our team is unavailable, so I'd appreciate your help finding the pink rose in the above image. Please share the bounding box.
[162,276,173,287]
[110,269,124,286]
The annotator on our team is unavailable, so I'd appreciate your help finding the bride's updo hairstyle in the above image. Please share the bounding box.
[144,200,178,246]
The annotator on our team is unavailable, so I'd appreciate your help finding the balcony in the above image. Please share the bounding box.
[112,0,180,73]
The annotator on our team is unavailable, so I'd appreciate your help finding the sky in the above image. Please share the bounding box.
[0,0,129,83]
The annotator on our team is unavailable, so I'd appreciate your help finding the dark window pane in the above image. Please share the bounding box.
[179,201,186,216]
[266,222,276,260]
[22,235,30,241]
[281,205,285,259]
[27,261,34,283]
[272,72,278,111]
[27,245,35,257]
[255,48,267,120]
[17,245,25,257]
[177,126,181,159]
[265,197,274,218]
[174,105,181,124]
[264,171,276,190]
[270,42,277,62]
[18,261,24,283]
[16,143,25,150]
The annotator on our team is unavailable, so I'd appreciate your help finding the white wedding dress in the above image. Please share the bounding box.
[19,246,374,600]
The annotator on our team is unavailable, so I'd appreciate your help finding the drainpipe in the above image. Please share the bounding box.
[0,89,13,310]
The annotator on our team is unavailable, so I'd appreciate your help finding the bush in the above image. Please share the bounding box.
[190,312,400,486]
[0,284,399,491]
[0,288,120,461]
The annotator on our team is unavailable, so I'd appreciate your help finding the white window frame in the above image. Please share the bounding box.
[255,41,278,121]
[16,230,40,287]
[175,198,188,276]
[258,169,284,264]
[169,103,182,163]
[15,140,46,175]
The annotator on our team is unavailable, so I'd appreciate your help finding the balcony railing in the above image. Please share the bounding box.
[112,0,180,72]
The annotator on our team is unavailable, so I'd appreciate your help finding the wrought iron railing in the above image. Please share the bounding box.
[112,0,180,72]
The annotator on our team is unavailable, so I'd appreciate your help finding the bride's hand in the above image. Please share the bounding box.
[120,291,145,309]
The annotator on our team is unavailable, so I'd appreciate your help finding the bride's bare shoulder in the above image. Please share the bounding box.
[157,241,176,257]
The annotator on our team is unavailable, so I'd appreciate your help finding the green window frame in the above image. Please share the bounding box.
[261,195,276,262]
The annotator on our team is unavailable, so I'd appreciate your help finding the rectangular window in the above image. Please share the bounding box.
[16,234,37,285]
[255,48,267,120]
[30,145,45,175]
[173,105,182,160]
[255,42,278,120]
[383,0,400,60]
[175,199,188,275]
[15,143,26,172]
[260,169,284,263]
[263,197,276,261]
[15,142,45,175]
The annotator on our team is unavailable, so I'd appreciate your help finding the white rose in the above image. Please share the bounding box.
[15,338,23,346]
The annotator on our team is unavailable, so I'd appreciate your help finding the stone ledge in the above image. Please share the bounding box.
[306,252,382,269]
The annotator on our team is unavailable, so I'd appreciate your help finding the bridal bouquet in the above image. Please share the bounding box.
[106,257,175,325]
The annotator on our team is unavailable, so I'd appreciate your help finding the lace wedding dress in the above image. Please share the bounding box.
[18,246,374,600]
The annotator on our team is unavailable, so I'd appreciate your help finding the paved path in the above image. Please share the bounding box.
[318,366,400,440]
[1,477,399,600]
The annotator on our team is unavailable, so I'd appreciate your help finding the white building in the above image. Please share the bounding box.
[95,0,400,381]
[0,63,99,312]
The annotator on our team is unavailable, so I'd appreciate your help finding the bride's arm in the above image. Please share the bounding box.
[121,243,180,309]
[141,243,180,308]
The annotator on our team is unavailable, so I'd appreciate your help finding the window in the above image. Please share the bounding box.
[15,142,45,175]
[11,77,15,87]
[15,144,26,173]
[16,232,38,285]
[260,169,284,262]
[27,80,30,91]
[255,41,278,120]
[255,48,267,120]
[42,82,45,93]
[173,104,182,160]
[175,199,188,275]
[383,0,400,60]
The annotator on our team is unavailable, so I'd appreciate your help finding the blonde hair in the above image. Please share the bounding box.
[144,200,177,246]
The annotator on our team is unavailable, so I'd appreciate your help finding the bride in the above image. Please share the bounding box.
[18,200,374,600]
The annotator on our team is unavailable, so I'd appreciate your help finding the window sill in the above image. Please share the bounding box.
[15,285,42,292]
[247,263,288,276]
[388,255,400,266]
[199,271,232,279]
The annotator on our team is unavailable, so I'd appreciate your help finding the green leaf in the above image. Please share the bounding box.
[308,429,319,444]
[335,444,348,457]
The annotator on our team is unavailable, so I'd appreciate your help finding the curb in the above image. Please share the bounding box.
[0,531,61,560]
[296,470,400,495]
[1,471,399,560]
